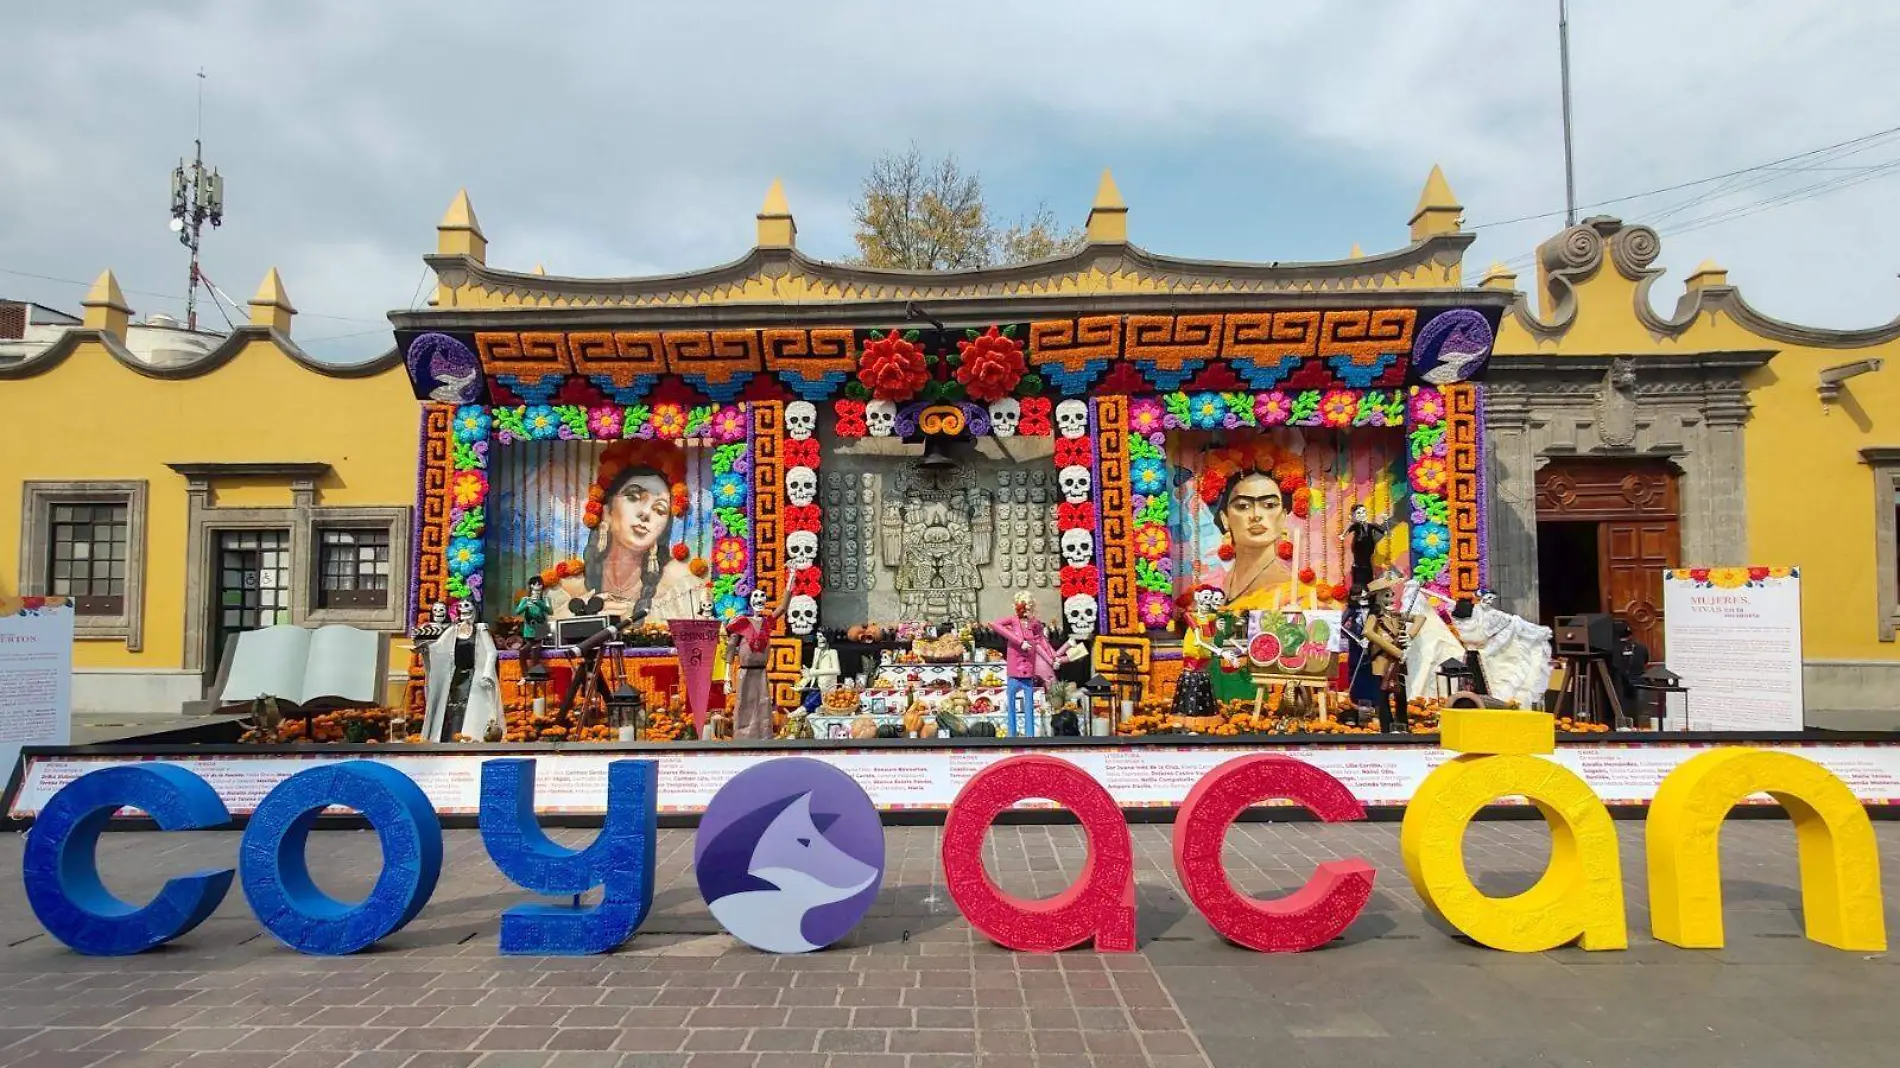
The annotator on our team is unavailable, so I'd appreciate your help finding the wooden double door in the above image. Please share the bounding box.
[1534,460,1680,657]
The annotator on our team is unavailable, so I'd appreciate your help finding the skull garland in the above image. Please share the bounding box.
[1059,527,1096,568]
[1062,593,1099,638]
[864,399,898,437]
[785,466,818,508]
[786,594,819,636]
[785,530,819,571]
[1054,399,1089,439]
[784,401,818,441]
[1058,465,1093,505]
[987,397,1021,438]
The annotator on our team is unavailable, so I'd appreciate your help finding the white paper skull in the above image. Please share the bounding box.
[1059,528,1095,567]
[785,530,818,570]
[987,397,1021,437]
[1062,594,1099,637]
[1055,399,1089,439]
[428,601,449,625]
[785,466,818,507]
[786,594,819,635]
[748,587,771,612]
[784,401,817,441]
[1058,465,1093,504]
[864,400,898,437]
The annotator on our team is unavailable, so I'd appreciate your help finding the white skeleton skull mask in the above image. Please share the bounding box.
[785,466,818,507]
[1059,528,1095,567]
[784,401,817,441]
[748,587,772,613]
[1058,465,1093,504]
[1054,399,1089,439]
[786,594,819,635]
[1192,586,1226,614]
[785,530,818,570]
[428,601,449,625]
[1062,594,1098,637]
[453,598,475,623]
[864,400,898,437]
[987,397,1021,437]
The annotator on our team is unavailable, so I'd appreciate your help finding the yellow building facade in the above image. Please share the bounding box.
[2,170,1895,720]
[0,271,418,714]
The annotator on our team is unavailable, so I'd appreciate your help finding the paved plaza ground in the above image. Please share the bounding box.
[2,820,1896,1068]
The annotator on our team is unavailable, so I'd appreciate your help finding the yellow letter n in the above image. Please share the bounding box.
[1647,748,1885,952]
[1402,708,1627,952]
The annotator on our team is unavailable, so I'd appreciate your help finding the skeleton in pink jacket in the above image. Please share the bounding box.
[989,592,1073,737]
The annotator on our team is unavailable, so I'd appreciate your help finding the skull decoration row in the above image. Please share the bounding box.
[785,466,818,508]
[786,594,819,636]
[1055,399,1089,439]
[1058,465,1093,504]
[785,529,818,571]
[784,400,817,441]
[1059,527,1095,568]
[1062,593,1098,639]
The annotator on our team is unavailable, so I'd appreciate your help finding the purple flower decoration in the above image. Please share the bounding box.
[731,451,753,477]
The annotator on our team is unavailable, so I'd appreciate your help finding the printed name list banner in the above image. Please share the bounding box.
[11,737,1900,821]
[0,597,74,785]
[1662,567,1804,731]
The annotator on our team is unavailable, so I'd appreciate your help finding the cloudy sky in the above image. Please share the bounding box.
[3,1,1897,361]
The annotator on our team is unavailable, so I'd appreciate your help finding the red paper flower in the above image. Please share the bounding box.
[857,332,930,401]
[1217,542,1235,561]
[1330,583,1349,603]
[954,326,1027,403]
[833,399,868,438]
[1688,568,1711,583]
[1298,567,1316,585]
[1277,540,1294,561]
[784,438,820,468]
[1748,566,1770,581]
[1018,396,1053,436]
[791,566,824,598]
[783,504,821,533]
[1198,469,1229,507]
[671,542,690,562]
[1060,565,1099,600]
[1054,438,1093,468]
[1057,502,1097,530]
[1291,493,1310,520]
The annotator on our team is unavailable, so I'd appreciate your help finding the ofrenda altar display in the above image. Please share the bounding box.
[18,710,1888,959]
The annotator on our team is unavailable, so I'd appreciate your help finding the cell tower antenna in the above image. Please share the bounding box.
[169,68,225,331]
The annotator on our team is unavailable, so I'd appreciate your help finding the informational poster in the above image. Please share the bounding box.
[1662,567,1804,731]
[0,596,74,785]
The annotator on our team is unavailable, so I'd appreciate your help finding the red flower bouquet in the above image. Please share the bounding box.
[1059,565,1099,600]
[783,438,820,468]
[954,326,1027,403]
[1018,396,1053,436]
[857,332,930,401]
[1057,502,1097,530]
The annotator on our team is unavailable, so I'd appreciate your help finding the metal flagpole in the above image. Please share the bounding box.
[1559,0,1578,226]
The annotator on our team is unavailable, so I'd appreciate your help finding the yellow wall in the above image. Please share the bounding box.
[0,338,418,671]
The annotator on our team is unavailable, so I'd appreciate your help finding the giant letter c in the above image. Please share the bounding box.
[941,755,1135,953]
[1173,755,1375,952]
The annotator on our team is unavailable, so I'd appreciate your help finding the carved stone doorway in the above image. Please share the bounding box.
[1534,459,1680,656]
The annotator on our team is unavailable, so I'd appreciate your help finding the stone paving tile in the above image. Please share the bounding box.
[1,822,1897,1068]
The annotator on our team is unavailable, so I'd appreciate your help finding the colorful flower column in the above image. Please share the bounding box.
[446,404,491,610]
[1126,408,1174,632]
[709,408,753,623]
[1405,386,1452,591]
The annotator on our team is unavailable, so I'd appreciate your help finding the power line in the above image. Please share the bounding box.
[1467,122,1900,230]
[0,264,388,325]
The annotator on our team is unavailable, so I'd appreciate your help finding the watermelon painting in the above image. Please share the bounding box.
[1248,632,1282,667]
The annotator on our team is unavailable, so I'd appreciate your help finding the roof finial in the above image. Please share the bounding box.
[1086,169,1128,244]
[1408,165,1463,240]
[247,268,297,333]
[757,178,796,249]
[437,189,487,264]
[81,269,132,340]
[1686,259,1729,291]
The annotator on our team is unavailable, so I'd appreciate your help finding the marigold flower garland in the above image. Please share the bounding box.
[1128,433,1174,629]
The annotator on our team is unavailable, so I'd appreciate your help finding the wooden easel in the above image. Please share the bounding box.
[1251,672,1334,722]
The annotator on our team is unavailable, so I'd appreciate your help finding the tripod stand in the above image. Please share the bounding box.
[1550,650,1626,728]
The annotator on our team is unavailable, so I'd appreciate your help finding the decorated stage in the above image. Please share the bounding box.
[10,731,1900,826]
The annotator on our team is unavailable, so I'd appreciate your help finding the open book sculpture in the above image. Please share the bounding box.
[217,624,386,711]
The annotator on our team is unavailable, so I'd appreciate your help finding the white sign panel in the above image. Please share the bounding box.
[12,737,1900,821]
[1662,567,1804,731]
[0,598,74,785]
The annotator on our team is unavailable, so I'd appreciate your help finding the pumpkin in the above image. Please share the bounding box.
[875,724,902,739]
[849,715,879,740]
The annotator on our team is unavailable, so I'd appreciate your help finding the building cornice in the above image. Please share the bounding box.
[0,325,403,381]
